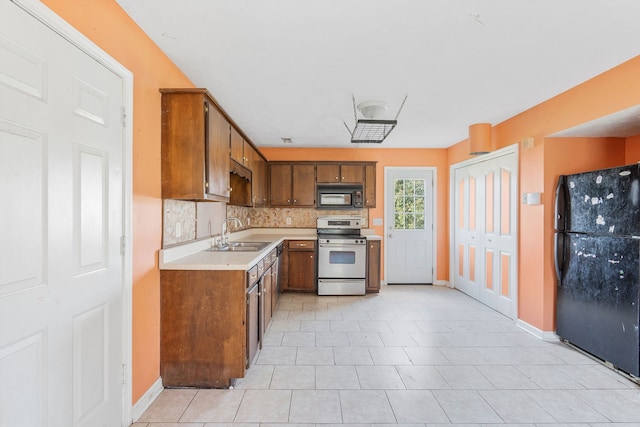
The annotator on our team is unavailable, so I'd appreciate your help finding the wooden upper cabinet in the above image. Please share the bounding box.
[243,140,254,168]
[292,164,316,206]
[230,127,244,165]
[207,104,232,199]
[316,164,341,183]
[316,163,364,183]
[340,164,364,183]
[160,89,230,201]
[230,127,255,169]
[269,163,293,206]
[269,163,316,207]
[365,163,376,207]
[252,152,268,206]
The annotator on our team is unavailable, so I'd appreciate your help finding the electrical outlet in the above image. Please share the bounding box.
[286,217,292,225]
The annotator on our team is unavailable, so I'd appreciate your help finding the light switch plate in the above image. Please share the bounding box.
[373,218,383,226]
[522,192,542,205]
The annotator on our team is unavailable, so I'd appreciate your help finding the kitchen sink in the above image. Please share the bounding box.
[206,241,271,252]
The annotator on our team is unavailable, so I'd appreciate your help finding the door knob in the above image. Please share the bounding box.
[388,234,393,238]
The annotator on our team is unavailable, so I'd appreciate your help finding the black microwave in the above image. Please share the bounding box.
[317,184,364,209]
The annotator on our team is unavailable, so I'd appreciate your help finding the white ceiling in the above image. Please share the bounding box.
[116,0,640,149]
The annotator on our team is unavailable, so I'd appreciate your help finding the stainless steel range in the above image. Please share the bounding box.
[317,215,367,295]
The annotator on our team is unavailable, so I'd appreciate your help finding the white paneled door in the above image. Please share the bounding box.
[452,148,518,319]
[385,168,434,284]
[0,2,125,426]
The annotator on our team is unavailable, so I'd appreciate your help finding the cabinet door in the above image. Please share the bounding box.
[270,164,292,206]
[230,126,244,164]
[247,283,259,368]
[340,164,364,183]
[292,164,316,206]
[271,258,280,310]
[207,103,231,198]
[316,164,340,183]
[253,154,268,206]
[365,163,376,207]
[262,267,273,335]
[287,250,316,292]
[243,140,254,168]
[366,240,381,293]
[161,93,204,199]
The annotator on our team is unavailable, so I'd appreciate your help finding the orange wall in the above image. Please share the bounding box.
[447,56,640,332]
[41,0,195,402]
[261,148,449,282]
[626,134,640,162]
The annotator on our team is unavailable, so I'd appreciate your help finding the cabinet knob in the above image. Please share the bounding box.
[342,176,345,180]
[205,182,209,188]
[335,176,339,180]
[293,199,297,203]
[310,255,313,259]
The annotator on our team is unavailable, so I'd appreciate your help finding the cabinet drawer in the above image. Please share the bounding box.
[256,258,265,276]
[247,265,259,286]
[288,240,315,250]
[266,249,277,267]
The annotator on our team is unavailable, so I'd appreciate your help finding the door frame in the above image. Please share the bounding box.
[13,0,134,424]
[383,166,438,285]
[449,144,519,318]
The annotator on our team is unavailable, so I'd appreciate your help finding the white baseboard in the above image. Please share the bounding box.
[516,319,559,342]
[131,377,163,422]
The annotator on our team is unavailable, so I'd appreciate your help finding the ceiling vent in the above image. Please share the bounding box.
[345,96,406,144]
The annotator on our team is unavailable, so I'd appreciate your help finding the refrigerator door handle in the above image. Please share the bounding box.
[554,232,565,284]
[555,175,567,232]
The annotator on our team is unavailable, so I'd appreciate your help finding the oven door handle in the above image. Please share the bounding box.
[319,243,362,248]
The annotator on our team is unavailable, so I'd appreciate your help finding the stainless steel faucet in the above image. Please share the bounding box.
[220,217,243,247]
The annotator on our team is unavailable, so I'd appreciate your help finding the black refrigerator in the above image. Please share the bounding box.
[555,163,640,377]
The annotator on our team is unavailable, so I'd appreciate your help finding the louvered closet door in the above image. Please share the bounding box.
[0,2,125,426]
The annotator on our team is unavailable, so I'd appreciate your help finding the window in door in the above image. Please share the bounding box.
[394,178,426,230]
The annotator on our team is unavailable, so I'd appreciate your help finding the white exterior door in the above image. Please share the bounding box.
[0,2,125,426]
[452,147,518,319]
[385,168,435,284]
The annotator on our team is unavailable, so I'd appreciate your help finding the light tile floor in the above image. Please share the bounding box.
[132,285,640,427]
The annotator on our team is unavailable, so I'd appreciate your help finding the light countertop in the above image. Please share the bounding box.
[160,227,381,271]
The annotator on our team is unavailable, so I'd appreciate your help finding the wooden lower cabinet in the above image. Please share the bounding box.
[282,240,317,292]
[366,240,381,293]
[246,280,259,369]
[160,270,246,388]
[262,266,273,336]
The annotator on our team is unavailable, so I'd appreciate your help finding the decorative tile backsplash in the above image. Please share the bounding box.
[251,208,368,228]
[163,200,368,247]
[162,199,196,246]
